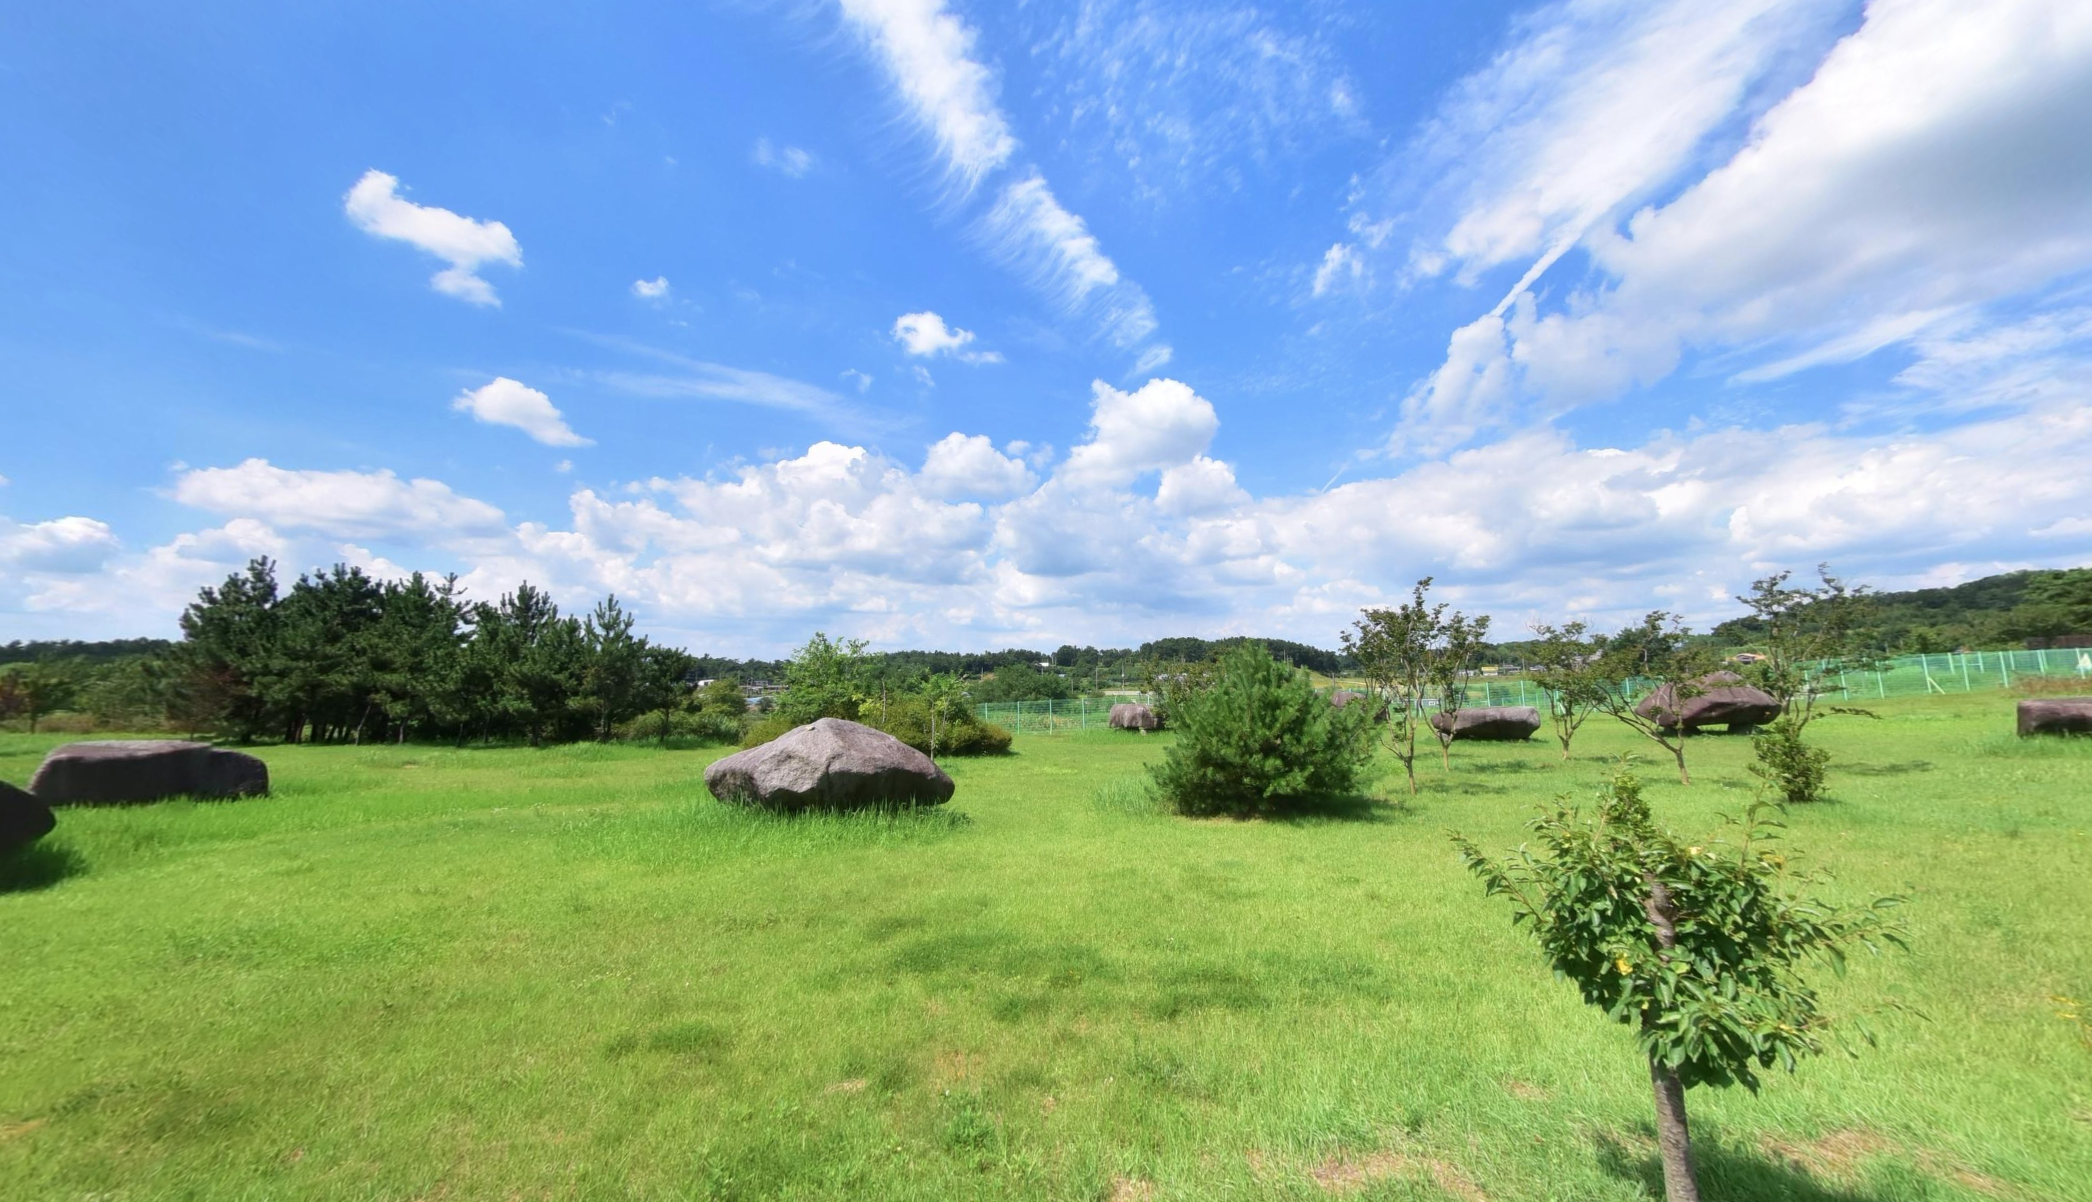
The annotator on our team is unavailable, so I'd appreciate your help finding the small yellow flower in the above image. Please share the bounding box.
[1615,956,1633,974]
[1687,846,1702,857]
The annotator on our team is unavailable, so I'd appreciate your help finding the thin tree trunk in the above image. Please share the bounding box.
[1641,874,1701,1202]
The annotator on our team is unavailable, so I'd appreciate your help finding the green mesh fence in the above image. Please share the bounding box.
[971,647,2092,734]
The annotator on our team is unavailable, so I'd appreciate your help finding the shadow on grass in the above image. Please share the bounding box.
[0,841,86,894]
[1842,760,1937,776]
[1258,793,1413,826]
[1596,1130,1926,1202]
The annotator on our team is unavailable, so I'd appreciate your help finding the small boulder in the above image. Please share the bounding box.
[704,718,954,811]
[2017,697,2092,736]
[0,780,55,852]
[1430,705,1542,741]
[28,740,269,806]
[1108,703,1160,732]
[1635,673,1781,731]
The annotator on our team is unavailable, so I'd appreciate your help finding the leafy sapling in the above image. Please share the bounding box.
[1735,566,1882,802]
[1452,768,1907,1202]
[1526,620,1606,761]
[1593,612,1716,785]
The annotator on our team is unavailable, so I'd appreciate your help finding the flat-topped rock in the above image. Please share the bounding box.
[1108,703,1160,731]
[1431,705,1542,741]
[28,740,269,806]
[1635,673,1781,731]
[0,780,55,852]
[704,718,953,810]
[2017,697,2092,736]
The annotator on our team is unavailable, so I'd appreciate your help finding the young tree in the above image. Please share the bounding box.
[1343,578,1486,794]
[1733,566,1880,803]
[582,595,648,741]
[1453,767,1906,1202]
[1149,642,1374,816]
[637,645,697,745]
[1426,610,1491,770]
[778,632,870,724]
[1527,621,1606,761]
[177,557,283,739]
[1592,612,1718,786]
[0,659,77,733]
[918,672,969,759]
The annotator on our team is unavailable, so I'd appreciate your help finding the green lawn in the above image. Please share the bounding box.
[2,695,2088,1201]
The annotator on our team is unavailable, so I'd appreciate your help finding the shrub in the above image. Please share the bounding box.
[1149,643,1375,816]
[1749,716,1830,803]
[614,709,743,744]
[739,713,800,748]
[867,696,1012,756]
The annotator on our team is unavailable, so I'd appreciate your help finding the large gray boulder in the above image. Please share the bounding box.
[1430,705,1542,741]
[1108,703,1159,732]
[1635,672,1781,731]
[0,780,55,852]
[29,740,269,805]
[2018,697,2092,736]
[704,718,953,811]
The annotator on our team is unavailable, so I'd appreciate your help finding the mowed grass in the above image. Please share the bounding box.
[1,695,2089,1201]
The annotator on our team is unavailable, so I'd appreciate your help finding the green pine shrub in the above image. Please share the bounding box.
[1148,642,1375,816]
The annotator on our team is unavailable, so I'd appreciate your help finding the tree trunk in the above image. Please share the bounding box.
[1647,1055,1701,1202]
[1671,742,1690,786]
[1641,874,1701,1201]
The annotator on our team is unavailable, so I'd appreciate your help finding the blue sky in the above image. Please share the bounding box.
[4,0,2090,654]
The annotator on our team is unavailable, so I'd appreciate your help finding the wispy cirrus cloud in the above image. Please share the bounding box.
[831,0,1164,365]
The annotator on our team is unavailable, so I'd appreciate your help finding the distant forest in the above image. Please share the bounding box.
[7,565,2086,695]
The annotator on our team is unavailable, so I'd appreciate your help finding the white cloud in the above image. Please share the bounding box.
[1058,378,1219,487]
[835,0,1016,189]
[171,459,509,542]
[1311,242,1364,297]
[452,377,593,448]
[833,0,1167,361]
[752,138,816,178]
[0,516,121,573]
[343,170,522,306]
[980,174,1158,349]
[920,433,1034,500]
[891,310,1002,363]
[840,368,874,393]
[1389,0,2092,447]
[631,276,671,300]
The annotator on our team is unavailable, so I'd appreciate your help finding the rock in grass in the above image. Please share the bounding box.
[0,780,55,852]
[2017,697,2092,736]
[1108,703,1159,732]
[28,740,269,806]
[1430,705,1542,741]
[1634,672,1781,731]
[703,718,954,811]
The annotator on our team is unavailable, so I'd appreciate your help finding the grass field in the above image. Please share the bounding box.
[2,694,2088,1201]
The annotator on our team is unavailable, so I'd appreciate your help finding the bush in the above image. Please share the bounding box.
[1149,643,1375,816]
[733,702,1012,756]
[866,696,1013,756]
[614,709,744,744]
[1750,716,1830,803]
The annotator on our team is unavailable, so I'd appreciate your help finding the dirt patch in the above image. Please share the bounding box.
[824,1078,868,1095]
[0,1119,47,1141]
[1310,1150,1485,1200]
[931,1049,979,1087]
[1758,1129,1894,1179]
[1108,1174,1156,1201]
[1503,1079,1551,1101]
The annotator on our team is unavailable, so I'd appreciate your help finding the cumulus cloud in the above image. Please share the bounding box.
[631,276,671,300]
[891,311,1002,363]
[1058,378,1220,487]
[1382,0,2092,448]
[0,516,121,573]
[343,170,522,306]
[919,433,1034,499]
[752,138,816,177]
[171,459,509,541]
[452,377,593,448]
